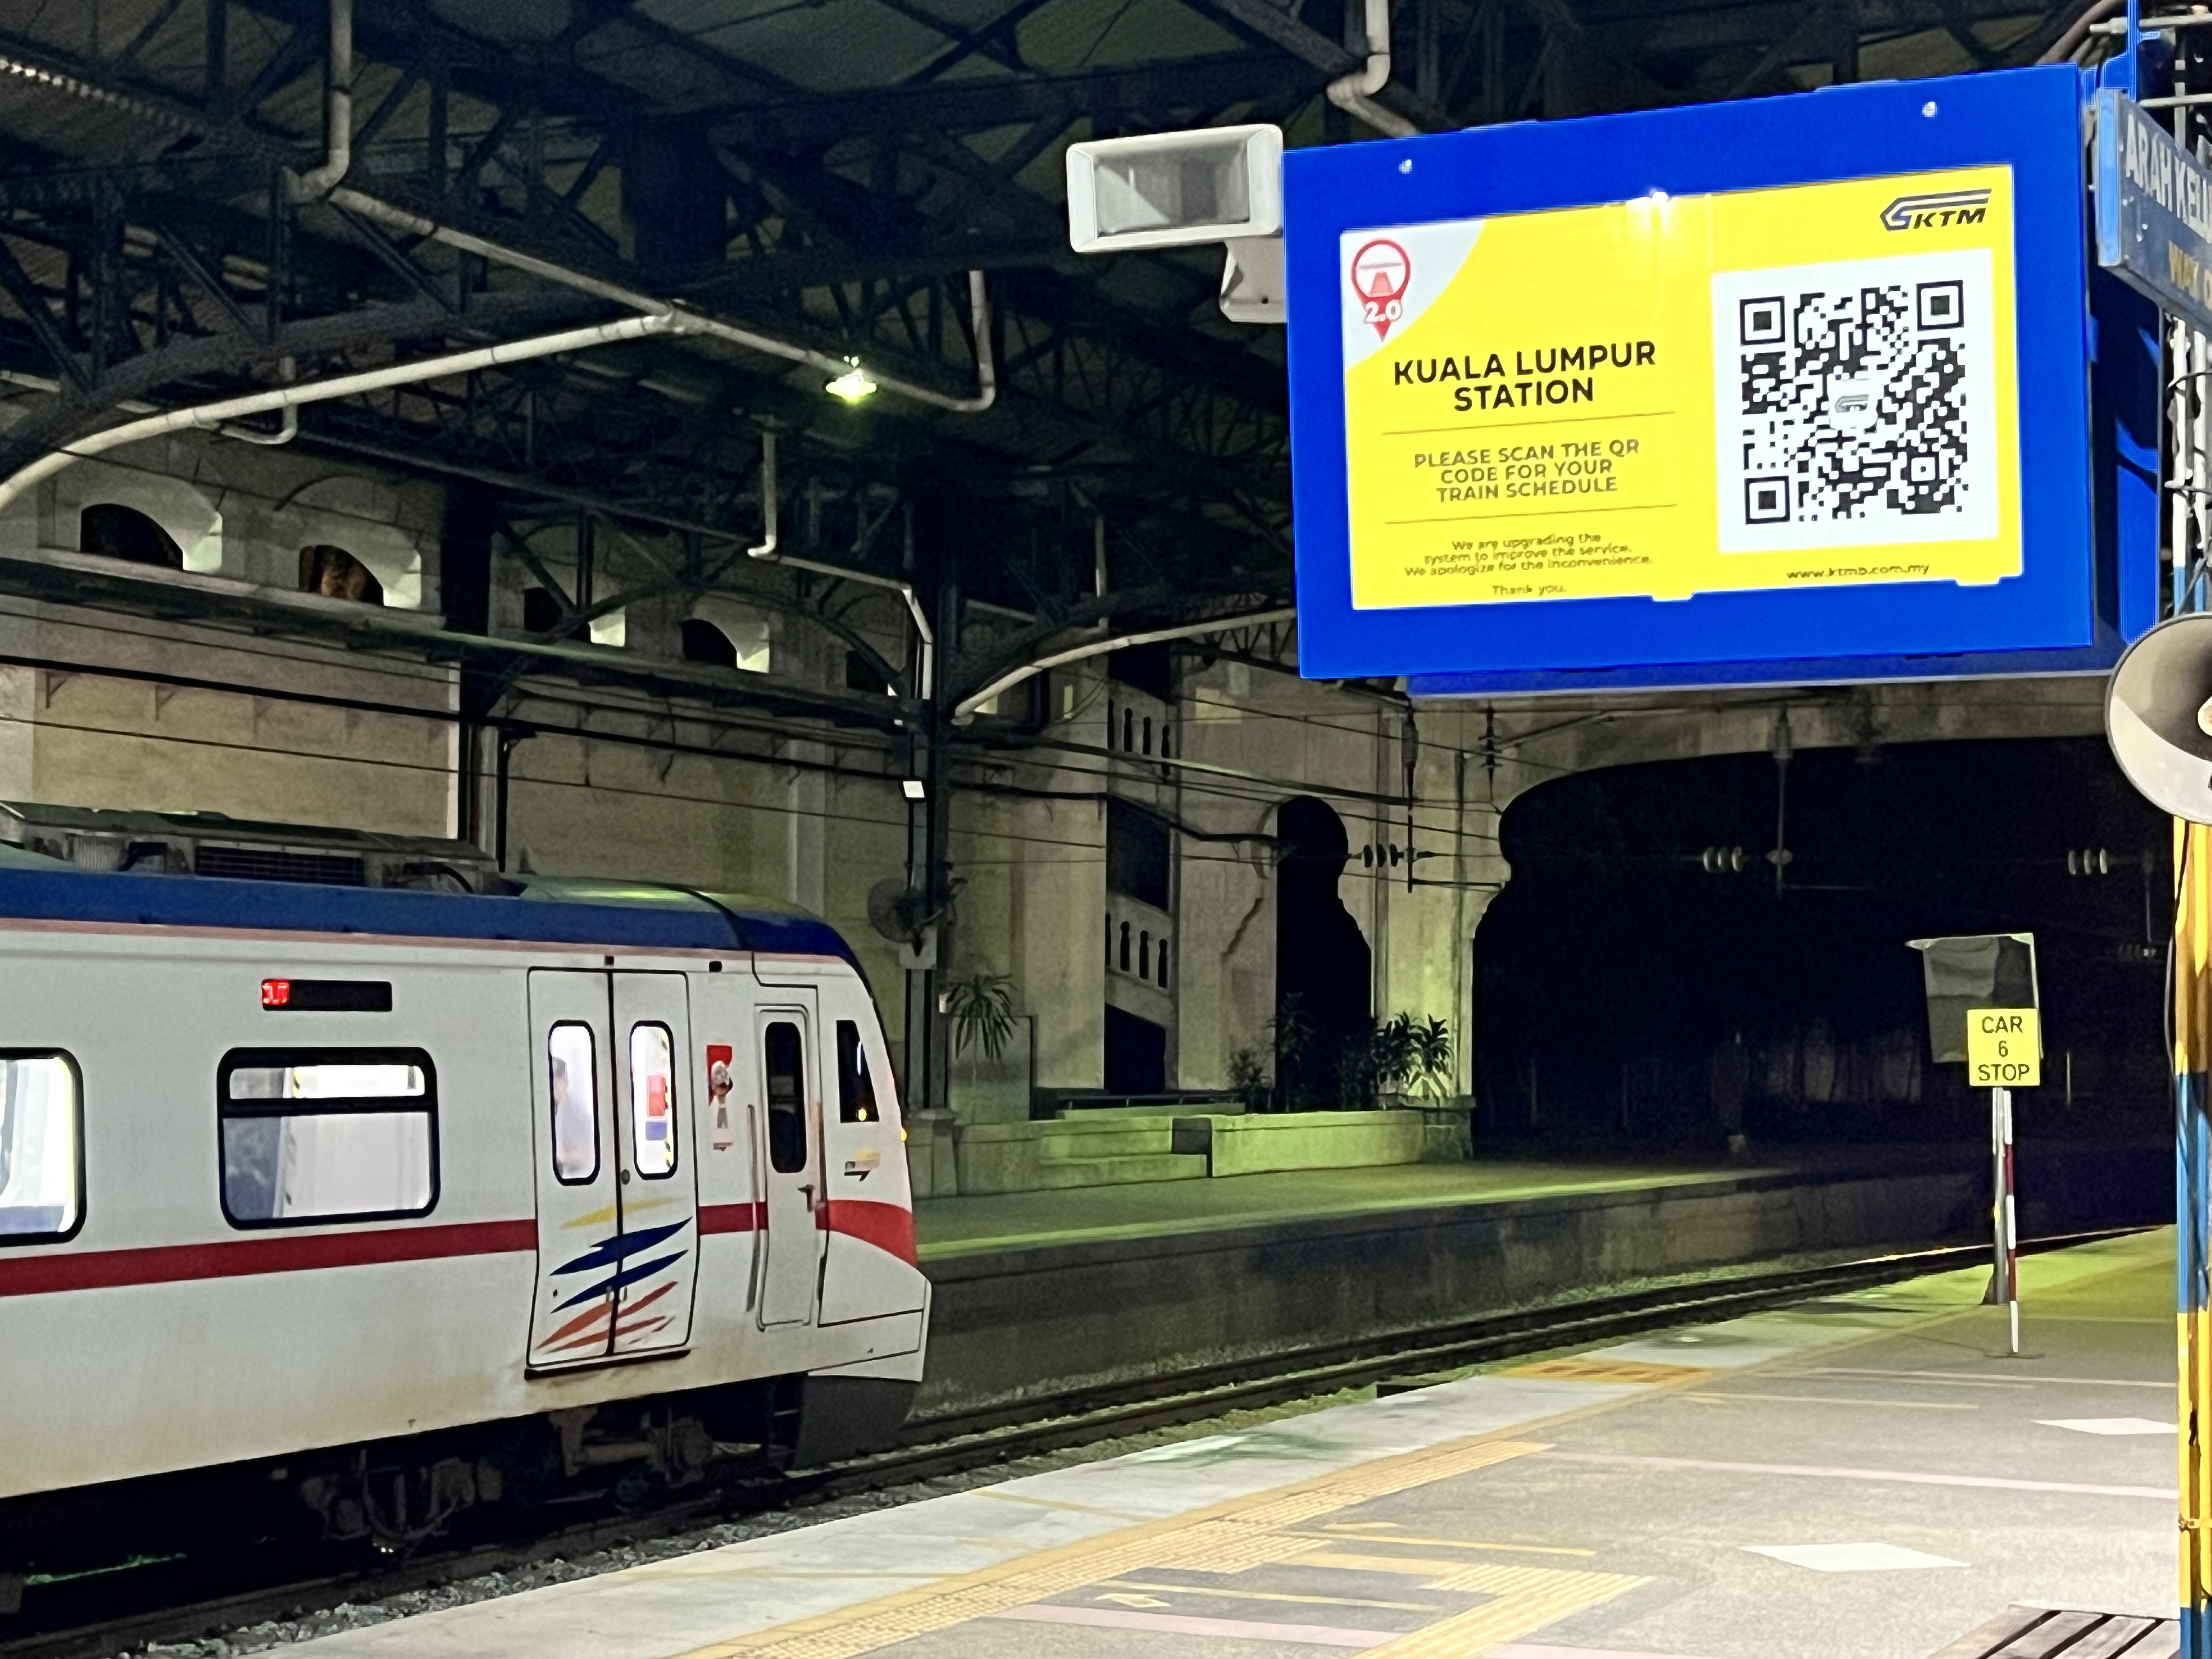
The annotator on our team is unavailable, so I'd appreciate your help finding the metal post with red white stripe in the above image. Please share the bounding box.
[1991,1085,2018,1356]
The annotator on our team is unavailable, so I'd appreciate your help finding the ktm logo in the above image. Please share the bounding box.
[1880,189,1991,230]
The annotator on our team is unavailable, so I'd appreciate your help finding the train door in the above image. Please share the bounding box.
[755,995,824,1327]
[525,970,701,1367]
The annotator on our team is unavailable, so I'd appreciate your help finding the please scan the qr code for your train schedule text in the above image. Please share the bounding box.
[1711,248,2001,556]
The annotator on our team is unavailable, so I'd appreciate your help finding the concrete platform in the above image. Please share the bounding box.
[913,1152,1906,1256]
[911,1143,2167,1420]
[284,1227,2176,1659]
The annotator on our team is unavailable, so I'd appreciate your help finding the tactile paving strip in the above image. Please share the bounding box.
[1352,1566,1647,1657]
[687,1436,1593,1659]
[1504,1357,1712,1384]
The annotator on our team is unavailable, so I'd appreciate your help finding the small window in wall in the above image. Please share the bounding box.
[548,1023,599,1184]
[629,1024,678,1179]
[0,1054,81,1242]
[764,1021,808,1174]
[1158,936,1171,989]
[1108,641,1173,698]
[1104,1006,1168,1094]
[521,588,563,634]
[300,544,385,605]
[218,1050,436,1227]
[1107,799,1172,911]
[836,1021,880,1123]
[81,504,182,569]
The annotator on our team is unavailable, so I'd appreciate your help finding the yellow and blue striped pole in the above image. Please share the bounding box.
[2177,818,2212,1651]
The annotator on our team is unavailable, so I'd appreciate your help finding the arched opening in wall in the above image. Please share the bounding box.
[681,620,737,667]
[1274,795,1372,1108]
[686,597,771,673]
[72,463,224,571]
[80,504,183,568]
[299,545,385,605]
[1475,737,2172,1174]
[280,476,427,608]
[846,652,894,695]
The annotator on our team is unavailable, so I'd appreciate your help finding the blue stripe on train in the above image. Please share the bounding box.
[0,867,858,966]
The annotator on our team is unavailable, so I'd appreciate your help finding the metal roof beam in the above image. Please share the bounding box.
[708,53,1326,145]
[0,233,88,391]
[1192,0,1449,127]
[1587,0,2048,54]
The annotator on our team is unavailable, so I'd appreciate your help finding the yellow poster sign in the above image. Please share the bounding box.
[1339,167,2021,609]
[1965,1007,2040,1088]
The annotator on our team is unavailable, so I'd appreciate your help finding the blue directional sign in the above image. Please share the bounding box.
[2095,87,2212,336]
[1283,66,2160,695]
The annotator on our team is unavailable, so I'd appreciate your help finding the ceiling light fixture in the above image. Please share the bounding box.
[826,358,878,402]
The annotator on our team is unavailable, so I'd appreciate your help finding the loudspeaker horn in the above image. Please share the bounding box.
[2106,612,2212,822]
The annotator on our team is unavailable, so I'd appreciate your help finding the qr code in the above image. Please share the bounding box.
[1711,251,1997,554]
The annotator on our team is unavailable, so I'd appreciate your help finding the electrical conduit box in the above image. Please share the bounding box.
[1908,932,2040,1067]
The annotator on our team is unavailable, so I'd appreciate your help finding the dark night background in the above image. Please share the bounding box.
[1474,736,2172,1148]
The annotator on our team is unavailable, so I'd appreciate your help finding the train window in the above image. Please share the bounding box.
[217,1049,436,1227]
[836,1022,880,1124]
[764,1022,808,1174]
[0,1054,81,1243]
[628,1024,678,1180]
[548,1023,599,1184]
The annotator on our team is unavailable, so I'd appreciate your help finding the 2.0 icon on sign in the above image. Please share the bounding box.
[1350,240,1412,342]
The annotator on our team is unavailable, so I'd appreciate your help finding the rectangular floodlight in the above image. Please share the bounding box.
[1067,125,1282,255]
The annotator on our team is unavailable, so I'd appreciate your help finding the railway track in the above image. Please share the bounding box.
[0,1229,2125,1659]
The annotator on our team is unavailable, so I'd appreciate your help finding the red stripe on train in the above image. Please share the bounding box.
[712,1198,915,1263]
[0,1199,915,1297]
[821,1199,918,1266]
[0,1219,537,1298]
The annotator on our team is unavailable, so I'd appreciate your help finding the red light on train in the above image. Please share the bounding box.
[261,979,291,1008]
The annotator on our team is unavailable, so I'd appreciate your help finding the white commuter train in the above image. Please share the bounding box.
[0,851,925,1585]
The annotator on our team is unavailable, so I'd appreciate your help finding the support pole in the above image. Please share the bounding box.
[2176,819,2212,1654]
[1990,1085,2018,1356]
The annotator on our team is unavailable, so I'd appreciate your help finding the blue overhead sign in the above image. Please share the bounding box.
[1283,66,2159,695]
[2095,87,2212,335]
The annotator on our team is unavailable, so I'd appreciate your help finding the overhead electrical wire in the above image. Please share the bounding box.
[4,580,1921,866]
